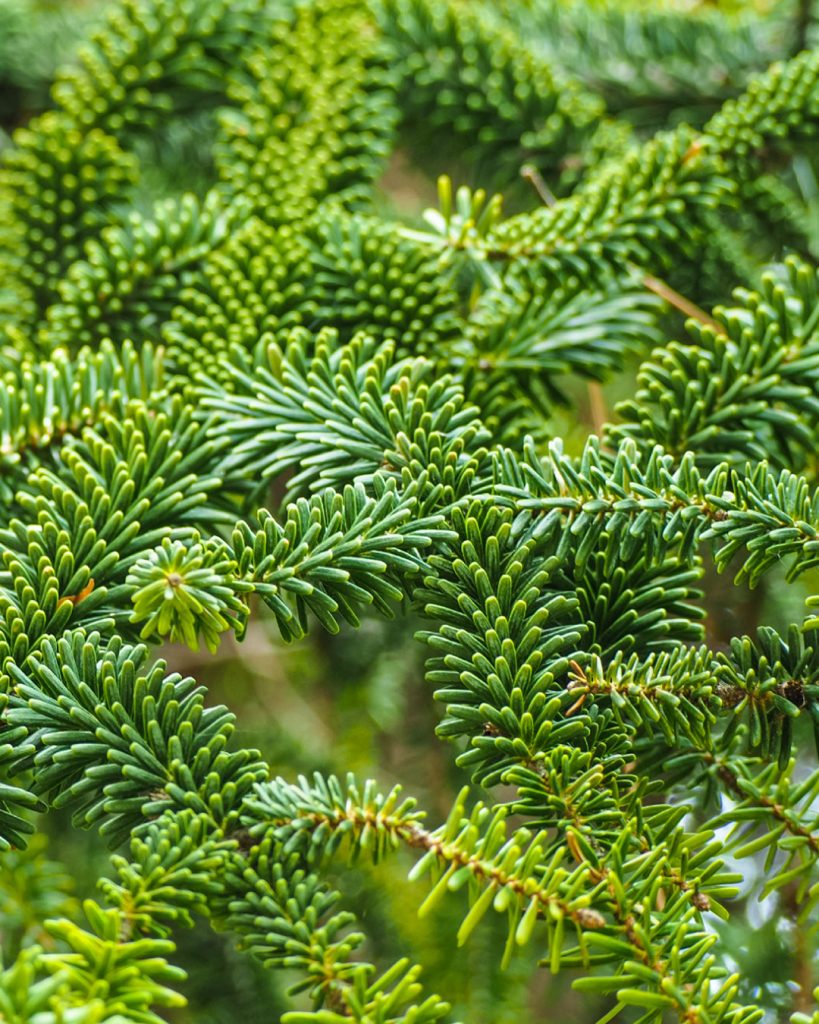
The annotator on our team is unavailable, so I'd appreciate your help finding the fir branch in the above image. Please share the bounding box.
[247,774,754,1022]
[2,2,819,1020]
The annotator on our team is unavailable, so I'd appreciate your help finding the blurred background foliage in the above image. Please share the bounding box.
[1,0,818,1020]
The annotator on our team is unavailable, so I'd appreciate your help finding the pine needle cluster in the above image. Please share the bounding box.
[1,0,819,1021]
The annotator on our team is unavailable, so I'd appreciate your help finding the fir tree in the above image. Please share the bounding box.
[0,0,819,1021]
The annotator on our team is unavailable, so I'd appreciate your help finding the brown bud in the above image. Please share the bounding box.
[59,578,96,607]
[575,908,606,930]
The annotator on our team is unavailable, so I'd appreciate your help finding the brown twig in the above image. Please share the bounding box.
[786,881,815,1015]
[520,163,556,207]
[708,755,819,854]
[640,272,722,331]
[587,381,608,435]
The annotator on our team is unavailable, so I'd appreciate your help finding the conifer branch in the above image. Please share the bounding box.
[2,2,819,1020]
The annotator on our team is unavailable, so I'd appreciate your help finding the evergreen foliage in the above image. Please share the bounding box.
[1,0,819,1020]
